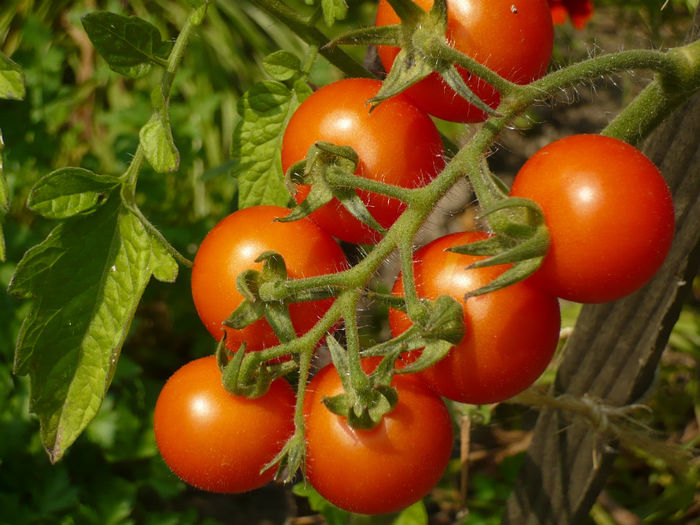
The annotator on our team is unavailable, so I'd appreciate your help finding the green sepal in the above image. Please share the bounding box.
[385,0,427,23]
[439,64,500,117]
[465,255,545,298]
[281,142,386,235]
[395,338,453,375]
[370,47,434,106]
[327,24,402,48]
[265,429,306,483]
[258,250,288,281]
[220,342,272,398]
[419,294,465,345]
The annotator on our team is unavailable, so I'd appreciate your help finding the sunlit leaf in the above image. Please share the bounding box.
[0,52,26,100]
[232,81,302,208]
[8,195,173,462]
[27,168,120,219]
[140,113,180,173]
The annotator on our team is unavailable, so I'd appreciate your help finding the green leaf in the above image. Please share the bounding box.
[27,168,119,219]
[140,113,180,173]
[263,51,301,82]
[232,81,301,208]
[8,195,170,462]
[394,500,429,525]
[322,0,349,26]
[0,52,26,100]
[150,234,179,283]
[81,12,171,78]
[292,483,350,525]
[0,129,8,262]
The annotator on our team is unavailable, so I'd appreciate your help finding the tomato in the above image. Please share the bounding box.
[389,231,561,404]
[375,0,554,122]
[153,356,296,493]
[304,363,453,514]
[510,134,675,303]
[280,78,444,244]
[191,205,348,352]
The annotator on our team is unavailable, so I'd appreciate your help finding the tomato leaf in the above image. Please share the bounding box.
[0,130,8,262]
[232,81,301,208]
[8,195,172,462]
[394,500,429,524]
[27,168,120,219]
[140,112,180,173]
[263,51,301,82]
[81,12,171,78]
[292,483,350,525]
[321,0,348,26]
[0,52,26,100]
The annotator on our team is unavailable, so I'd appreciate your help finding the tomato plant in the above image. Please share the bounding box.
[281,77,444,244]
[303,362,454,515]
[191,205,348,351]
[153,356,296,493]
[510,134,675,303]
[389,231,561,404]
[375,0,554,122]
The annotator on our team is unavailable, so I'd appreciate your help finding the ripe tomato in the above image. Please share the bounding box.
[153,356,295,493]
[510,134,675,303]
[191,205,348,352]
[304,363,453,514]
[280,78,444,244]
[375,0,554,122]
[389,231,561,404]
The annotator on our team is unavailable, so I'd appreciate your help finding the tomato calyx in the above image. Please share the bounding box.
[327,0,499,116]
[321,334,399,430]
[280,141,387,236]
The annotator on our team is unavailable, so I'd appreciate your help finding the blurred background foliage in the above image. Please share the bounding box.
[0,0,698,523]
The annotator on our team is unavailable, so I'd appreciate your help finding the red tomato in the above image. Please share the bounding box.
[389,231,561,404]
[304,363,453,514]
[153,356,296,493]
[191,205,348,352]
[375,0,554,122]
[280,78,444,244]
[510,134,675,303]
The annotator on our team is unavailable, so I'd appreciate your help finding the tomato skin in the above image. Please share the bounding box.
[191,205,348,352]
[375,0,554,122]
[304,364,453,515]
[281,78,444,244]
[510,134,675,303]
[389,231,561,404]
[153,356,296,493]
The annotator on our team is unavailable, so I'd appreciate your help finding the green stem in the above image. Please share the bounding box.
[342,290,370,394]
[326,169,417,205]
[250,0,372,78]
[601,80,687,146]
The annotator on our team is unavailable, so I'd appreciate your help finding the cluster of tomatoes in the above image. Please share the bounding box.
[152,0,674,516]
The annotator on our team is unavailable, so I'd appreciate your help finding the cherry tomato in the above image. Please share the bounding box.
[153,356,296,493]
[389,231,561,404]
[510,134,675,303]
[375,0,554,122]
[304,363,453,514]
[191,205,348,352]
[280,78,444,244]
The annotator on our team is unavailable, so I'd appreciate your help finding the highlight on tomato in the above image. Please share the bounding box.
[510,134,675,303]
[389,231,561,405]
[375,0,554,122]
[153,356,296,493]
[191,205,348,352]
[303,363,454,515]
[280,77,445,244]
